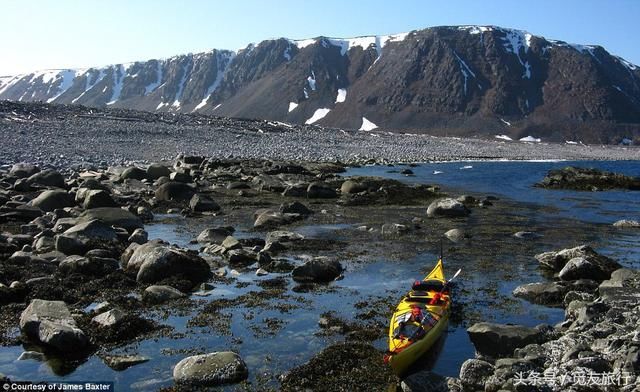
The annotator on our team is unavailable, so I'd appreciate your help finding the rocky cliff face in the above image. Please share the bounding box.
[2,25,639,143]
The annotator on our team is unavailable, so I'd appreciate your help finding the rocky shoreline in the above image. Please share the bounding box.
[2,101,640,170]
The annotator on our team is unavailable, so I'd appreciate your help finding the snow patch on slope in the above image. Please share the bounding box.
[453,51,476,95]
[519,136,541,143]
[288,102,298,112]
[359,117,378,131]
[72,69,107,103]
[172,60,192,108]
[305,108,331,124]
[106,64,133,105]
[193,52,235,112]
[145,61,163,95]
[47,70,80,103]
[335,88,347,103]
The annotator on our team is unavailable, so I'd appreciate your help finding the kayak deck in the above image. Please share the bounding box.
[386,259,451,375]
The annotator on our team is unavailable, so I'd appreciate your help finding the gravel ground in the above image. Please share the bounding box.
[1,101,639,169]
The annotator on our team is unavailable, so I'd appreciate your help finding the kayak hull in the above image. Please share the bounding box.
[386,259,451,376]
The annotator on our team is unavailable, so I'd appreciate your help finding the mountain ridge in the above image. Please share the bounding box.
[2,25,639,144]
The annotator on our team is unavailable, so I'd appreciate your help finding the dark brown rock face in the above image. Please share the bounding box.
[2,26,639,143]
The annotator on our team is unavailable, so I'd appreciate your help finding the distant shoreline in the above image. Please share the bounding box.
[1,101,639,169]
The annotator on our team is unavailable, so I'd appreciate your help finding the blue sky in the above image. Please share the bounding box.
[1,0,639,75]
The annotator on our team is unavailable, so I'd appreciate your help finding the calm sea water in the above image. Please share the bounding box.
[1,160,638,389]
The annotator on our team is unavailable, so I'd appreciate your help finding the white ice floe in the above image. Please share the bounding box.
[288,102,298,112]
[519,136,541,142]
[460,165,473,170]
[495,134,513,141]
[565,140,578,145]
[359,117,378,131]
[433,170,443,175]
[305,108,331,124]
[335,88,347,103]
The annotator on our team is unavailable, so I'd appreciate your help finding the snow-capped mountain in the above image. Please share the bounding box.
[2,25,639,143]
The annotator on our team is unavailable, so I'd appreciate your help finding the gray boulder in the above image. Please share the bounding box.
[128,228,148,244]
[467,322,550,357]
[10,163,40,178]
[155,182,195,202]
[144,285,187,303]
[30,190,74,212]
[64,219,118,241]
[58,255,119,275]
[27,170,66,188]
[173,352,248,386]
[254,210,301,229]
[189,194,220,212]
[559,256,621,281]
[401,370,453,392]
[280,201,312,216]
[102,354,150,371]
[265,231,304,244]
[196,227,235,244]
[292,257,343,283]
[19,299,88,352]
[340,180,367,194]
[307,182,337,199]
[126,241,211,284]
[427,198,470,218]
[445,228,468,242]
[120,167,146,181]
[78,207,143,232]
[226,248,258,266]
[381,223,409,236]
[91,309,126,327]
[534,245,616,271]
[83,190,117,209]
[146,164,171,180]
[459,359,494,391]
[513,282,567,306]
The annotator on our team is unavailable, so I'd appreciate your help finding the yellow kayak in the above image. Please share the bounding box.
[385,258,451,376]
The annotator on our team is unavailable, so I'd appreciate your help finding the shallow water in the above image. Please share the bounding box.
[2,160,639,389]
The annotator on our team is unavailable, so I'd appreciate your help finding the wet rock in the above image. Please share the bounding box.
[189,194,220,212]
[102,354,150,371]
[227,181,250,190]
[10,163,40,178]
[126,241,211,284]
[255,268,268,276]
[58,255,118,276]
[401,370,453,392]
[128,228,148,244]
[144,285,187,303]
[265,230,304,244]
[280,201,312,216]
[282,183,307,197]
[459,359,494,391]
[220,236,241,250]
[340,180,367,194]
[444,228,468,242]
[613,219,640,228]
[30,190,74,212]
[427,198,470,218]
[598,268,640,301]
[196,227,235,244]
[19,299,88,352]
[83,190,117,209]
[253,210,300,229]
[136,206,154,222]
[155,181,195,202]
[381,223,409,236]
[173,352,248,386]
[55,235,88,255]
[559,256,620,281]
[78,207,143,232]
[27,169,66,188]
[534,245,619,272]
[537,166,640,191]
[64,219,118,241]
[467,322,550,357]
[513,281,567,306]
[280,342,395,391]
[307,182,337,198]
[292,257,343,283]
[120,167,146,181]
[146,163,171,180]
[91,309,126,327]
[170,171,192,183]
[226,248,258,266]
